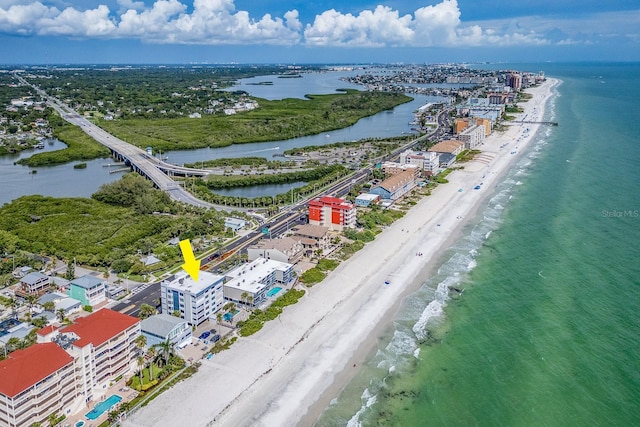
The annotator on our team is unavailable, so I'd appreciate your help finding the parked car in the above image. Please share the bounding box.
[198,331,211,340]
[211,334,221,343]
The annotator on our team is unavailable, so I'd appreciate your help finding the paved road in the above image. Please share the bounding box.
[17,75,217,209]
[111,282,162,317]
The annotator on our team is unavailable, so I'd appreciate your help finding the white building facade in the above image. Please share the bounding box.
[161,271,225,325]
[458,124,485,149]
[223,257,295,309]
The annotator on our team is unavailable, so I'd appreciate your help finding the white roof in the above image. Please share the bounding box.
[356,193,380,201]
[163,271,224,294]
[226,257,291,281]
[224,257,291,293]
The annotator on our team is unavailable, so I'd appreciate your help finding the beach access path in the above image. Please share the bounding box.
[124,78,558,427]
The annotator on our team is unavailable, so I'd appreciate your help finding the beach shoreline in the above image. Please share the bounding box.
[124,77,558,427]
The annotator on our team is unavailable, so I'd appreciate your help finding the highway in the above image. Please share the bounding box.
[17,75,216,209]
[19,79,450,315]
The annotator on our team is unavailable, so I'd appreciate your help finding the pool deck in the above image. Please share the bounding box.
[62,377,138,427]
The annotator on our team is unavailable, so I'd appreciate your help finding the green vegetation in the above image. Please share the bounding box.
[203,164,342,189]
[339,240,365,259]
[189,164,349,209]
[283,137,399,155]
[316,258,339,272]
[357,205,406,231]
[456,149,481,163]
[184,157,296,169]
[299,268,326,285]
[0,175,231,271]
[26,65,320,118]
[97,90,411,152]
[73,162,87,169]
[505,105,524,113]
[129,365,162,391]
[92,173,172,214]
[237,289,305,336]
[17,114,109,167]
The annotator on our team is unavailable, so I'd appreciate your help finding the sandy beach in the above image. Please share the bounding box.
[124,77,558,427]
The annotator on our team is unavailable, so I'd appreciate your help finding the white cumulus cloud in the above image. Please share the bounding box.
[0,0,301,45]
[0,0,633,48]
[304,0,549,47]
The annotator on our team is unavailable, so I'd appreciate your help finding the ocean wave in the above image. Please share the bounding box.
[332,110,560,424]
[346,388,377,427]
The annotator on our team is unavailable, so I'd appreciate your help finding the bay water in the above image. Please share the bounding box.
[317,63,640,426]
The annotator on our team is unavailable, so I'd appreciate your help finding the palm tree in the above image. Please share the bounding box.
[55,308,66,323]
[25,294,39,315]
[42,301,55,312]
[147,346,156,381]
[134,335,147,355]
[2,297,19,319]
[153,338,173,368]
[138,303,156,320]
[240,292,249,307]
[137,355,145,385]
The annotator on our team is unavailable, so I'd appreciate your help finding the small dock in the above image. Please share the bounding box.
[103,162,125,167]
[513,120,558,126]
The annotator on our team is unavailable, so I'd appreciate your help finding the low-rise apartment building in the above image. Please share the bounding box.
[398,149,440,176]
[68,275,106,307]
[369,170,417,201]
[141,313,192,349]
[18,271,50,296]
[223,257,295,309]
[247,237,304,264]
[291,224,331,254]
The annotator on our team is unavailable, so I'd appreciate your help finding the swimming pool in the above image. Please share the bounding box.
[223,310,239,322]
[85,394,122,420]
[266,287,282,297]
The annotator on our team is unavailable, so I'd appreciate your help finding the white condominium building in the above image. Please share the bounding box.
[161,271,225,325]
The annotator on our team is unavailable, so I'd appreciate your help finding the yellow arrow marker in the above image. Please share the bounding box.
[179,239,201,282]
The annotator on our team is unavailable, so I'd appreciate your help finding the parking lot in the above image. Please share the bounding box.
[177,320,235,363]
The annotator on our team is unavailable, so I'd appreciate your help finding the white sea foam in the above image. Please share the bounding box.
[346,388,378,427]
[321,81,561,427]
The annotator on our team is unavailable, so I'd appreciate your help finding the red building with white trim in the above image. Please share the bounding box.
[308,196,356,231]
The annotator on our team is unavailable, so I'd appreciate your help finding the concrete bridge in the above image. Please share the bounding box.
[19,75,216,208]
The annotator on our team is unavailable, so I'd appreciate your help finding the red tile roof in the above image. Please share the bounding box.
[0,343,74,398]
[36,325,58,336]
[61,308,139,347]
[309,196,354,211]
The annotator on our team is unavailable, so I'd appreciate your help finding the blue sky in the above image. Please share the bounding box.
[0,0,638,64]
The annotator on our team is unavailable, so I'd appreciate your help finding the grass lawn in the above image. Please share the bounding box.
[129,364,163,389]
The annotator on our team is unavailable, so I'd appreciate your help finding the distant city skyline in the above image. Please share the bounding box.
[0,0,638,64]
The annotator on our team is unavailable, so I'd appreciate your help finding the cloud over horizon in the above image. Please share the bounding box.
[0,0,636,49]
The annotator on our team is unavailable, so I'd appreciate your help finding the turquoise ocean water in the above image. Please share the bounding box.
[317,63,640,426]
